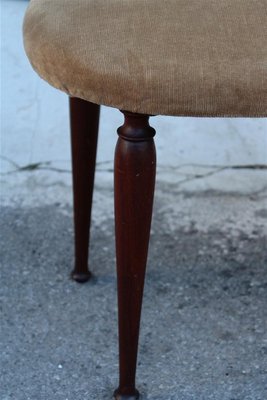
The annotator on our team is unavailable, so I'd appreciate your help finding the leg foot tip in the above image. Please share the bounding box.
[71,270,92,283]
[114,388,140,400]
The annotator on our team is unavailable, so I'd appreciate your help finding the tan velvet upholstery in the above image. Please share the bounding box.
[23,0,267,117]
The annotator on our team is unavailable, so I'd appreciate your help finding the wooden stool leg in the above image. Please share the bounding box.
[69,97,100,283]
[114,111,156,399]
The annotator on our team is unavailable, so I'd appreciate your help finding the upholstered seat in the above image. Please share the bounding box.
[23,0,267,117]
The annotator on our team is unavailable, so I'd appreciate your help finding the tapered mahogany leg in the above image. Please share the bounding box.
[69,97,100,283]
[114,111,156,399]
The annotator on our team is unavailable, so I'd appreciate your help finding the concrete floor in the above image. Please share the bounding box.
[1,1,267,399]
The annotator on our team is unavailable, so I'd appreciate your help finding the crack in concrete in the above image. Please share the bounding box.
[1,155,267,188]
[0,155,20,169]
[0,157,70,174]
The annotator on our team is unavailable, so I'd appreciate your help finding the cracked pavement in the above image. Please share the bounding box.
[1,1,267,400]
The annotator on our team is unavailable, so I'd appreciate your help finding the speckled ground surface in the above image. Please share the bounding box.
[1,187,267,400]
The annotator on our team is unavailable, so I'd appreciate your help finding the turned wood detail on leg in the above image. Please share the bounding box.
[114,111,156,399]
[69,97,100,283]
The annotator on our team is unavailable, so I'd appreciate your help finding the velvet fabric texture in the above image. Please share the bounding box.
[23,0,267,117]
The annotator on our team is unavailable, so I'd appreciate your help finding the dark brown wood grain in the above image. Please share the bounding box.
[114,111,156,399]
[69,97,100,282]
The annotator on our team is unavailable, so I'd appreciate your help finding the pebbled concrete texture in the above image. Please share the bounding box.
[0,198,267,400]
[1,1,267,400]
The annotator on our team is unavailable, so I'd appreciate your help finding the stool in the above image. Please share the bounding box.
[23,1,267,398]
